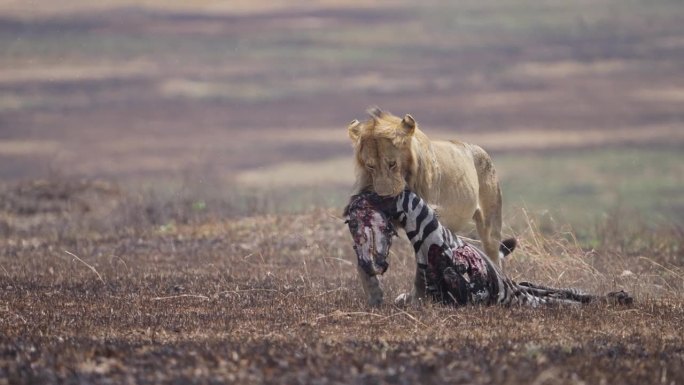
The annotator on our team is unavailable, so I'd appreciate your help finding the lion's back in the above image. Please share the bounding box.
[409,138,480,232]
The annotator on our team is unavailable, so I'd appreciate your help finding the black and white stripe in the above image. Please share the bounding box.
[390,190,629,307]
[396,191,463,263]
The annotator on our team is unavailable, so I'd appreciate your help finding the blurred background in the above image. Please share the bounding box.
[1,0,683,230]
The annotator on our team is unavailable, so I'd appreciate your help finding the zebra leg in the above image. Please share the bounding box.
[442,266,469,305]
[517,281,595,303]
[412,264,428,301]
[357,265,383,307]
[395,267,428,307]
[517,282,633,305]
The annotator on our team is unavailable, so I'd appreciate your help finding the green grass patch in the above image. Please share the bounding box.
[496,147,684,226]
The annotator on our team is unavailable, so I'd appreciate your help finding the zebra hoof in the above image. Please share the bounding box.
[394,292,411,307]
[606,290,633,306]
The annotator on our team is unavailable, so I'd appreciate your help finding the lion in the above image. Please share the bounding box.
[348,107,503,306]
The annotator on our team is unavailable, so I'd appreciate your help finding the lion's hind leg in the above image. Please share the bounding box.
[472,205,501,266]
[470,144,503,266]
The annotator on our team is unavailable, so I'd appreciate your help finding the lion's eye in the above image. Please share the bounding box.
[388,161,397,169]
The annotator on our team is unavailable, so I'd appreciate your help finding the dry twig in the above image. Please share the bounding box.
[63,250,105,284]
[151,294,211,301]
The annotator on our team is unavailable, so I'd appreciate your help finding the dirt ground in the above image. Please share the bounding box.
[1,1,683,384]
[0,179,682,384]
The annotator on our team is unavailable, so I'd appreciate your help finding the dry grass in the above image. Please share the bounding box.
[0,179,682,384]
[1,1,683,382]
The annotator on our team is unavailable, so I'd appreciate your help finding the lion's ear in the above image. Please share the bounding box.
[400,114,416,136]
[348,119,361,142]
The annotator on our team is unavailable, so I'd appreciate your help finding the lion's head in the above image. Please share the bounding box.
[348,107,417,197]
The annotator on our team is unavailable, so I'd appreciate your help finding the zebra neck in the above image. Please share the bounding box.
[397,191,442,253]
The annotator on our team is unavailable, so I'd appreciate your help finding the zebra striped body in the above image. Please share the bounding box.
[393,189,572,306]
[348,189,633,307]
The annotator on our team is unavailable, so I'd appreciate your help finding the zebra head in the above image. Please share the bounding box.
[344,192,398,276]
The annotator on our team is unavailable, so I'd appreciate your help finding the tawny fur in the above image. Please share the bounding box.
[348,107,503,306]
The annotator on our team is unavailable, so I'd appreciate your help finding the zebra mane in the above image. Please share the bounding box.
[344,190,398,219]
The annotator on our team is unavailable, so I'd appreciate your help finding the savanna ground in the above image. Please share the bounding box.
[1,0,683,384]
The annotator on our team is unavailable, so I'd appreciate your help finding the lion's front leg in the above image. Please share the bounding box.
[357,265,383,307]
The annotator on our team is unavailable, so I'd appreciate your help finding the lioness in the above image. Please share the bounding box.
[348,107,503,306]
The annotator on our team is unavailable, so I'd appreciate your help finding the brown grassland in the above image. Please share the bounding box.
[1,0,683,384]
[0,179,682,384]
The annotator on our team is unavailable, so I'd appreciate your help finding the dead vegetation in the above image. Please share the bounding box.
[1,1,683,383]
[0,179,682,384]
